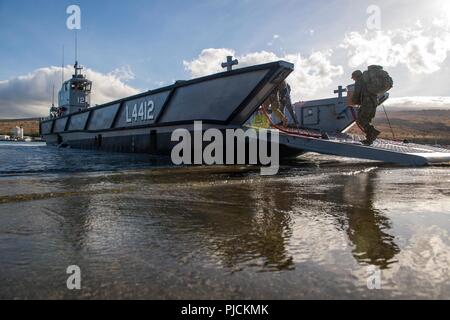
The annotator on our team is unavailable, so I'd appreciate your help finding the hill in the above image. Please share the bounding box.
[0,118,40,137]
[348,110,450,145]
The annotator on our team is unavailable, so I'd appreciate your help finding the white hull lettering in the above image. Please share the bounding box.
[126,99,155,123]
[126,105,132,123]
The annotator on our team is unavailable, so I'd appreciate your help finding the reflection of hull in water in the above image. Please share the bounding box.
[40,61,301,157]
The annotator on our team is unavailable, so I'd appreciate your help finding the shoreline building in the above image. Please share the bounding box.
[11,126,24,140]
[0,135,11,141]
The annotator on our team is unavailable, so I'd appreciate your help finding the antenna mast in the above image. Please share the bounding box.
[75,30,78,64]
[73,31,82,76]
[61,45,65,85]
[52,84,55,107]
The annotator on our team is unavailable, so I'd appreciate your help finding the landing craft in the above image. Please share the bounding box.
[40,58,450,166]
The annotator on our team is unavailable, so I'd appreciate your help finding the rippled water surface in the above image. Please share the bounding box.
[0,141,449,299]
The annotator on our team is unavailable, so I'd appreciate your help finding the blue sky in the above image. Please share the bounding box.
[1,0,450,117]
[0,0,346,86]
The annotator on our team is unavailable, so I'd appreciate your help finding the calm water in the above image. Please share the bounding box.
[0,141,449,299]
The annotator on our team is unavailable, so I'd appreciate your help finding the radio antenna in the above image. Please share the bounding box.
[75,30,78,64]
[52,84,55,107]
[61,45,65,85]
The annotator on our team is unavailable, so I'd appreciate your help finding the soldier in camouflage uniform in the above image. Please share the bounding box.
[352,70,381,145]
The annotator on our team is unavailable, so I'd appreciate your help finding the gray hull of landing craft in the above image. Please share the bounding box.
[45,124,306,161]
[40,61,297,157]
[41,60,450,166]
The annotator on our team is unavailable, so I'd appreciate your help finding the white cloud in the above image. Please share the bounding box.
[183,48,450,110]
[385,96,450,110]
[284,51,344,101]
[0,66,139,118]
[384,226,450,296]
[340,21,450,74]
[183,48,343,101]
[183,48,235,78]
[108,65,135,82]
[85,66,140,106]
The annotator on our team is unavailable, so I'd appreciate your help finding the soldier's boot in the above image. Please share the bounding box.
[362,129,381,146]
[372,129,381,141]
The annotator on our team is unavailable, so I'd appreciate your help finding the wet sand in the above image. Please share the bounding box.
[0,142,449,299]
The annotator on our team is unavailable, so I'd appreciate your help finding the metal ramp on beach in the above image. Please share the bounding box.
[247,81,449,166]
[278,130,450,166]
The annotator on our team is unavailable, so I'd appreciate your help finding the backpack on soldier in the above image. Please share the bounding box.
[362,65,393,95]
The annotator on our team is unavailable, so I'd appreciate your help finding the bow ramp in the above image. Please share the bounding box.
[278,131,450,166]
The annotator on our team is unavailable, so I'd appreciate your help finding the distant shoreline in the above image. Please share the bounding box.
[0,117,41,122]
[0,140,44,143]
[1,109,449,145]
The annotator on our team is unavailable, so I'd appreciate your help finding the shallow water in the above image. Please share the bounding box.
[0,141,449,299]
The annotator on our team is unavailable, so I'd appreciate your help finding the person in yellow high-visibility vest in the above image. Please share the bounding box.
[251,107,270,128]
[261,82,289,127]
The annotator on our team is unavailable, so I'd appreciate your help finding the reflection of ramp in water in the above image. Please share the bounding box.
[278,130,450,166]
